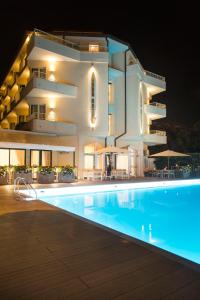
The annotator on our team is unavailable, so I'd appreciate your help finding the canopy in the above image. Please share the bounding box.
[150,150,190,158]
[150,149,190,170]
[96,146,128,154]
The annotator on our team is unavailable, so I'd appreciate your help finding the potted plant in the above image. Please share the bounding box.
[0,166,8,185]
[38,166,55,184]
[13,165,33,184]
[57,165,75,183]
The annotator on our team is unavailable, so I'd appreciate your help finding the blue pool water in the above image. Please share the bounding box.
[41,184,200,264]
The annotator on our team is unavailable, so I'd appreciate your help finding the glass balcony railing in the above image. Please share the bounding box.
[33,29,108,52]
[148,102,166,109]
[150,130,166,136]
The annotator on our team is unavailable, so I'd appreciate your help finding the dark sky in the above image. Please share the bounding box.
[0,1,199,126]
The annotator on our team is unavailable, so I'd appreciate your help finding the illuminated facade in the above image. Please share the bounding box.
[0,29,167,177]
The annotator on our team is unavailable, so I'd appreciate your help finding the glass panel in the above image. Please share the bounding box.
[116,155,128,171]
[42,151,51,166]
[84,155,94,169]
[31,150,40,167]
[10,149,25,166]
[0,149,9,166]
[40,68,46,79]
[31,105,38,119]
[39,105,46,120]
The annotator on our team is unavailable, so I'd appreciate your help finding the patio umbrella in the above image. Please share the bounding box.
[150,149,190,170]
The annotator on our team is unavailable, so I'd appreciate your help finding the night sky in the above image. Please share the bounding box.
[0,2,199,126]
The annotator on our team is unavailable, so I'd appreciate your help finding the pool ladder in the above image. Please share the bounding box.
[14,177,38,200]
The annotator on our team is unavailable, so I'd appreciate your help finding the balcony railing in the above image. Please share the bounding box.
[150,130,166,136]
[148,102,166,109]
[145,70,165,81]
[33,28,108,52]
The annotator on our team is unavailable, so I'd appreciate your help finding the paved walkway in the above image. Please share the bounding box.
[0,184,200,299]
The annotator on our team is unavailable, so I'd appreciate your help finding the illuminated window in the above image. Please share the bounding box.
[84,154,94,169]
[31,104,46,120]
[89,44,99,52]
[0,149,9,166]
[31,150,40,167]
[31,67,46,79]
[90,72,96,127]
[10,149,25,166]
[42,151,51,166]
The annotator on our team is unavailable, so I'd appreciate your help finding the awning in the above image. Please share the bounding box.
[0,130,75,152]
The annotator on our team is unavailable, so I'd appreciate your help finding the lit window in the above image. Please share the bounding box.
[0,149,9,166]
[89,44,99,52]
[10,149,25,166]
[84,154,94,169]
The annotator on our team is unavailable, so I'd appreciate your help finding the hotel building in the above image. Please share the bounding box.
[0,29,166,178]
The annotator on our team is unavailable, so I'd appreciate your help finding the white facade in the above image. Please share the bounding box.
[0,29,167,177]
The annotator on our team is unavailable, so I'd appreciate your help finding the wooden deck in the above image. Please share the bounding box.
[0,184,200,299]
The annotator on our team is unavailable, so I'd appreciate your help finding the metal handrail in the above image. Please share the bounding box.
[14,177,37,200]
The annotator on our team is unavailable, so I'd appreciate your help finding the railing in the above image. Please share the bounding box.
[150,130,166,136]
[145,70,165,81]
[27,112,46,122]
[34,28,80,50]
[33,28,107,52]
[14,177,37,200]
[148,102,166,109]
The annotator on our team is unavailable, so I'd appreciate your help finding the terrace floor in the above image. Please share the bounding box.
[0,180,200,299]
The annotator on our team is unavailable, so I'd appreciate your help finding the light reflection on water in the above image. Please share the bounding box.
[41,184,200,264]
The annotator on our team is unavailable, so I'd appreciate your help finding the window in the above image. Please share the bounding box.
[89,44,99,52]
[19,115,26,123]
[10,122,16,130]
[0,149,9,166]
[31,67,46,79]
[90,72,96,127]
[10,149,25,166]
[31,104,46,120]
[42,151,51,166]
[31,150,52,166]
[31,150,40,167]
[84,154,94,169]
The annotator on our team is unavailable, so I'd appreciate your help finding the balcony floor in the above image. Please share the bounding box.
[0,182,200,299]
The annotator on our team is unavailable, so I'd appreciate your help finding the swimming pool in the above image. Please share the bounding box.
[32,180,200,265]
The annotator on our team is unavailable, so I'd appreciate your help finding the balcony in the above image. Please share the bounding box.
[27,29,108,63]
[19,117,76,136]
[143,70,166,95]
[144,102,166,120]
[143,130,167,145]
[127,64,166,95]
[21,75,77,99]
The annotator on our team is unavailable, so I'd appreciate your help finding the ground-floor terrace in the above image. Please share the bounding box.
[0,130,154,184]
[0,180,200,299]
